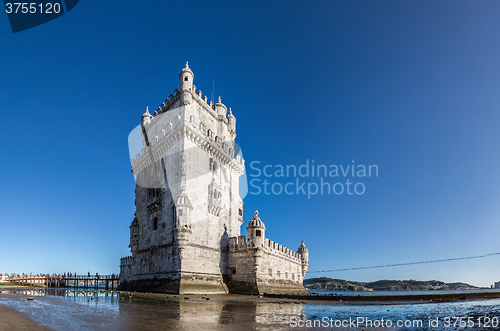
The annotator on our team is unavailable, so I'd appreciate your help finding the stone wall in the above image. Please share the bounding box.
[227,236,307,295]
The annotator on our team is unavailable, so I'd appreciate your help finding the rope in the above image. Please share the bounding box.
[308,252,500,273]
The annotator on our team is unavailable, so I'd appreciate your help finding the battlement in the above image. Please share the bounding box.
[229,235,304,263]
[156,84,230,124]
[120,256,133,266]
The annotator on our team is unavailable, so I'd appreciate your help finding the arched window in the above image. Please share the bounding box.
[209,158,216,172]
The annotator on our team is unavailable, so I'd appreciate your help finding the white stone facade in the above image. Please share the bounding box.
[120,63,309,294]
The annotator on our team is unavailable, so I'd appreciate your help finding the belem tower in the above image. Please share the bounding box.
[119,63,309,294]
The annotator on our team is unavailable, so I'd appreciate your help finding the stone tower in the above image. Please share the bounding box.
[120,62,245,294]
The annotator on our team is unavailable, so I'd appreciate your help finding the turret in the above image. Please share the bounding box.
[141,107,153,124]
[174,192,192,229]
[246,210,266,247]
[297,238,309,277]
[179,61,194,91]
[297,238,309,278]
[227,107,236,138]
[214,96,227,118]
[129,217,139,254]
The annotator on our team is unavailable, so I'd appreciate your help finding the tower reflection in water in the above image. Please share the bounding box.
[1,289,306,330]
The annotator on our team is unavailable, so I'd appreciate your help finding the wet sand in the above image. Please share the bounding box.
[0,305,54,331]
[2,288,500,330]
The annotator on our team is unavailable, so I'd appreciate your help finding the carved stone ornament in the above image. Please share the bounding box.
[183,92,191,105]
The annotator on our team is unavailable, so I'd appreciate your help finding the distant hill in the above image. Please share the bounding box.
[303,277,480,291]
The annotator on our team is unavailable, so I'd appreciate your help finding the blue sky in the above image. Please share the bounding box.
[1,1,500,287]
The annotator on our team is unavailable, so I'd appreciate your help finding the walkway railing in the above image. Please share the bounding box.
[6,274,119,290]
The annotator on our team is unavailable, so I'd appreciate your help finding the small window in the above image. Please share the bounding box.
[184,77,188,81]
[152,217,158,231]
[256,230,261,237]
[285,272,288,279]
[277,271,281,278]
[239,209,243,216]
[232,269,236,274]
[209,158,216,172]
[268,268,272,277]
[292,273,295,280]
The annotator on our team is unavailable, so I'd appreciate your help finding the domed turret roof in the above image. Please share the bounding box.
[214,96,227,116]
[297,238,308,253]
[141,107,153,122]
[176,192,192,207]
[247,210,265,229]
[179,61,193,79]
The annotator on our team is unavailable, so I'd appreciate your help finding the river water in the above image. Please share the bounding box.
[1,288,500,330]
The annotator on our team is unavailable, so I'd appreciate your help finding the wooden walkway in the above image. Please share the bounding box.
[7,274,119,290]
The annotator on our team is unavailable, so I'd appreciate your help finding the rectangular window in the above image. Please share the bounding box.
[268,268,272,277]
[239,209,243,216]
[277,271,280,278]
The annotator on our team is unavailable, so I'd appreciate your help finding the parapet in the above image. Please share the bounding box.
[228,236,303,263]
[120,256,133,266]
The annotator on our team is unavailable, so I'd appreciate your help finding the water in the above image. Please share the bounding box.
[1,288,500,330]
[308,288,500,296]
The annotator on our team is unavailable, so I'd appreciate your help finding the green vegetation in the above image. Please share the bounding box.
[303,277,480,291]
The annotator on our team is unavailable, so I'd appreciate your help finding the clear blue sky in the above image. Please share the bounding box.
[1,1,500,287]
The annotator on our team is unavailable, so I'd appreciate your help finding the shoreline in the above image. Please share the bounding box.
[2,287,500,330]
[3,285,500,304]
[265,290,500,303]
[0,305,54,331]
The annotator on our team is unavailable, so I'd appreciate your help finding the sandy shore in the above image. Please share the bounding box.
[2,287,500,330]
[0,305,54,331]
